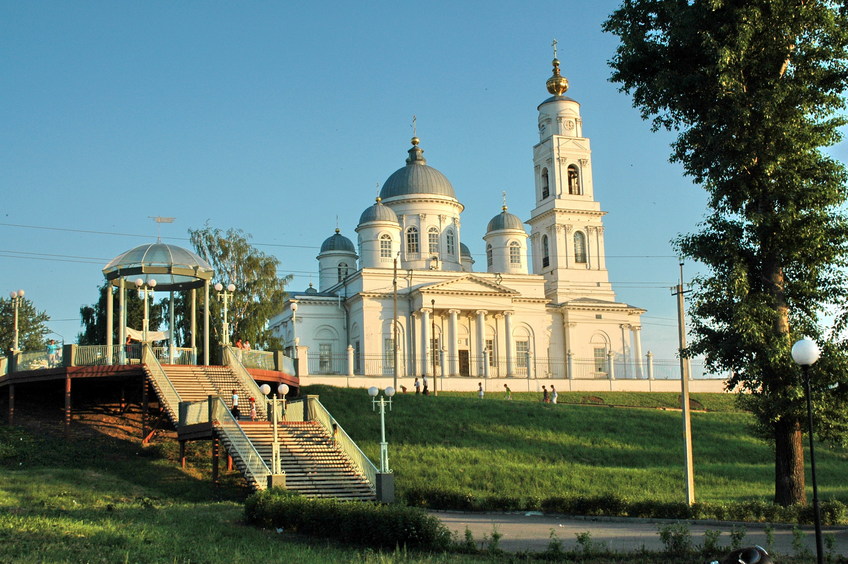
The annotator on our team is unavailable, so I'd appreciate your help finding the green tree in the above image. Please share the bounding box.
[605,0,848,506]
[78,282,164,345]
[188,224,290,359]
[0,294,50,355]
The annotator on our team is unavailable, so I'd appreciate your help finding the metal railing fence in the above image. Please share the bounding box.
[152,347,196,365]
[210,396,270,488]
[240,350,275,370]
[308,353,347,375]
[141,344,182,424]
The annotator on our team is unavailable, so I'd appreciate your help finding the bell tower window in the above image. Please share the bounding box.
[574,231,587,264]
[542,235,550,268]
[509,241,521,265]
[486,244,493,267]
[338,262,349,282]
[406,227,419,254]
[428,227,440,255]
[567,165,581,195]
[541,168,550,199]
[446,229,455,256]
[380,233,392,258]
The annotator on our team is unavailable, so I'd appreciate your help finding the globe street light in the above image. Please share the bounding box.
[368,386,395,473]
[9,289,25,353]
[791,337,823,564]
[214,283,236,346]
[134,279,157,343]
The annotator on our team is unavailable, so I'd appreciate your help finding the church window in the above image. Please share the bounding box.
[509,241,521,265]
[574,231,587,264]
[567,165,581,195]
[516,340,529,368]
[486,339,495,367]
[594,347,608,374]
[446,229,456,255]
[541,168,550,199]
[337,262,349,282]
[486,244,493,267]
[354,340,361,373]
[406,227,419,254]
[428,227,440,254]
[380,234,392,258]
[384,337,395,369]
[319,343,333,373]
[542,235,550,268]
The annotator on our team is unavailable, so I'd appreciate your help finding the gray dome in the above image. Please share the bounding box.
[379,138,457,200]
[359,198,399,225]
[487,207,525,232]
[460,242,473,258]
[320,229,356,253]
[102,242,213,291]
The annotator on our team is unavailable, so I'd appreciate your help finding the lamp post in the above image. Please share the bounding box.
[368,386,395,473]
[134,279,157,343]
[260,383,288,484]
[290,302,298,359]
[9,289,25,353]
[214,283,236,346]
[791,337,823,564]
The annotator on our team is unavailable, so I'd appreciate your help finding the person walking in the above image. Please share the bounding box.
[422,375,429,396]
[231,390,240,419]
[542,385,549,403]
[503,384,512,400]
[477,382,484,399]
[550,384,558,404]
[414,377,421,395]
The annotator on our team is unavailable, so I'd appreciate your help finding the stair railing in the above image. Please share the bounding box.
[305,396,378,488]
[209,396,270,488]
[222,346,268,420]
[142,344,181,424]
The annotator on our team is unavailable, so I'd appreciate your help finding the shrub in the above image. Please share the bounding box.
[658,522,693,555]
[245,490,453,552]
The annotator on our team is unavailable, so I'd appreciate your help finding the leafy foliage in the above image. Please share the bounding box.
[78,281,164,345]
[604,0,848,505]
[187,223,291,357]
[0,294,50,355]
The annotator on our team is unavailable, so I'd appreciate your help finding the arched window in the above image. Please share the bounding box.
[428,227,440,255]
[338,262,349,282]
[542,235,550,268]
[379,233,392,258]
[406,227,419,254]
[446,229,456,255]
[574,231,587,264]
[541,168,550,199]
[567,165,581,195]
[509,241,521,265]
[486,244,493,267]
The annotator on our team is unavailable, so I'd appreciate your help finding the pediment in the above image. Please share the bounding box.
[420,275,519,296]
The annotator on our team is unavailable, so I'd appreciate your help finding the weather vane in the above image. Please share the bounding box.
[502,190,508,209]
[552,38,558,59]
[412,114,417,137]
[149,216,175,241]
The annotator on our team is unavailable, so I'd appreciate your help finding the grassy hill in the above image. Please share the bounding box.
[306,386,848,506]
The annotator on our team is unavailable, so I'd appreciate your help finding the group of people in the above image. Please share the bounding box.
[413,376,429,395]
[408,379,557,403]
[541,385,558,404]
[234,338,251,351]
[231,390,258,421]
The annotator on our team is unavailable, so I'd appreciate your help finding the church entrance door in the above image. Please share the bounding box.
[459,350,470,376]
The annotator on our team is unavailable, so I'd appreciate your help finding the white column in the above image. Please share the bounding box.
[567,350,574,380]
[647,351,655,380]
[347,344,354,376]
[440,347,447,378]
[476,310,487,377]
[608,351,616,380]
[449,309,460,376]
[632,325,644,379]
[421,308,431,376]
[106,283,114,351]
[505,311,515,377]
[483,350,490,379]
[619,324,631,378]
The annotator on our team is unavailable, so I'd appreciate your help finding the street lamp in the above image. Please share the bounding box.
[214,283,236,346]
[134,279,157,343]
[791,337,823,564]
[260,383,289,479]
[368,386,395,473]
[9,289,25,353]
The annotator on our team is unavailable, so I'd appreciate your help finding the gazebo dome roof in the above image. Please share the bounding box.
[103,242,213,291]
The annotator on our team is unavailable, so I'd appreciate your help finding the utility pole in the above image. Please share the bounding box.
[673,261,695,505]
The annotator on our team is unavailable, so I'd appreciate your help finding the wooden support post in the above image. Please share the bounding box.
[227,454,233,472]
[64,374,72,436]
[179,440,187,469]
[141,377,148,442]
[8,384,14,426]
[212,437,220,484]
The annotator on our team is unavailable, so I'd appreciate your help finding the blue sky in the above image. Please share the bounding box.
[5,1,839,364]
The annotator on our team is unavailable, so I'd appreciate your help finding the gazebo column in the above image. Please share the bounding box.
[169,290,176,364]
[191,288,197,364]
[119,283,127,364]
[106,284,114,362]
[203,280,210,366]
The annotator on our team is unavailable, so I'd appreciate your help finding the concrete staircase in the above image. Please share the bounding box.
[240,420,376,500]
[161,365,266,420]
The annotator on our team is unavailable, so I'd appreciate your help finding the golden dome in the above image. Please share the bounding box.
[546,58,569,96]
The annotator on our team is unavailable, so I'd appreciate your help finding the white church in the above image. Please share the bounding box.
[270,56,646,382]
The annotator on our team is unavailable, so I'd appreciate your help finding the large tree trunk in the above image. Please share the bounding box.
[774,416,806,506]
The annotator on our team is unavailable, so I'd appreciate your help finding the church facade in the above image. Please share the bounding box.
[270,57,646,381]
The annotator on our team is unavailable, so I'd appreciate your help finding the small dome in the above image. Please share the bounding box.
[460,242,473,258]
[359,197,399,225]
[103,242,213,290]
[380,138,457,200]
[320,229,356,253]
[487,206,525,233]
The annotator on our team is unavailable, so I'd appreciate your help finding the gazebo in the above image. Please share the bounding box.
[102,242,215,364]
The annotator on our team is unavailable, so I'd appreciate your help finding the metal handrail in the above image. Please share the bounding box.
[223,346,268,420]
[179,400,209,426]
[308,397,378,488]
[210,396,270,488]
[240,349,275,370]
[141,344,182,424]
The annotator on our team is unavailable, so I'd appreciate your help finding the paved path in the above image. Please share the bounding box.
[434,511,848,557]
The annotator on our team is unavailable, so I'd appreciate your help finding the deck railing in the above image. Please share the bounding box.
[210,396,270,488]
[239,349,275,370]
[141,344,182,424]
[152,347,196,365]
